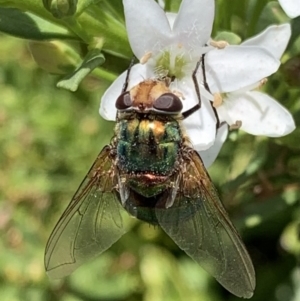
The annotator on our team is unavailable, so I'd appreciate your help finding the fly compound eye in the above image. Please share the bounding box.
[153,93,183,113]
[115,91,132,110]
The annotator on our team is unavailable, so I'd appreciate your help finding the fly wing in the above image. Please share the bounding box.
[45,146,128,279]
[155,151,255,298]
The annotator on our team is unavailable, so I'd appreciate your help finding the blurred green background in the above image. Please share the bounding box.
[1,1,300,300]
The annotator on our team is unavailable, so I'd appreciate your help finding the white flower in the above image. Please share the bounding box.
[208,24,295,137]
[278,0,300,18]
[100,0,218,151]
[100,0,285,154]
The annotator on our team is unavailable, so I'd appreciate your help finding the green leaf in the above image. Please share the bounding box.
[0,7,78,40]
[97,0,124,21]
[28,40,81,74]
[77,0,101,15]
[57,48,105,91]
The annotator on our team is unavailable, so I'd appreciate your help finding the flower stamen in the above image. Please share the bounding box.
[213,93,223,107]
[140,51,152,64]
[230,120,242,130]
[257,78,268,89]
[210,40,229,49]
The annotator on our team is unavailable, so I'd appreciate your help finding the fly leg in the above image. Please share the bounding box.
[182,58,202,119]
[182,54,220,130]
[122,57,136,93]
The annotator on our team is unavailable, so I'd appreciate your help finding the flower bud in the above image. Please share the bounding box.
[28,40,80,74]
[42,0,78,18]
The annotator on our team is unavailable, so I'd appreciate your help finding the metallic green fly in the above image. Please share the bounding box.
[45,61,255,298]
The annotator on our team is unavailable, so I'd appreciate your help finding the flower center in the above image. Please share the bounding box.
[153,45,193,80]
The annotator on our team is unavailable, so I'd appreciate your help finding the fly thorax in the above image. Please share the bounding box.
[116,115,182,177]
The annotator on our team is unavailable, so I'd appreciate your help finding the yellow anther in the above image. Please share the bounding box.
[230,120,242,130]
[257,78,268,89]
[213,93,223,107]
[140,51,152,64]
[210,40,229,49]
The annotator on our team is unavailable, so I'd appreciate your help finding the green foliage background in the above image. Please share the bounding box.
[0,0,300,301]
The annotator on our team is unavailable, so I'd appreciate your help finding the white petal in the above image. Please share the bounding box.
[123,0,172,59]
[182,94,217,150]
[206,46,280,93]
[158,0,165,9]
[99,64,151,121]
[219,91,295,137]
[199,123,228,168]
[170,78,197,111]
[242,24,291,59]
[172,0,214,52]
[175,79,216,150]
[170,77,213,108]
[278,0,300,18]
